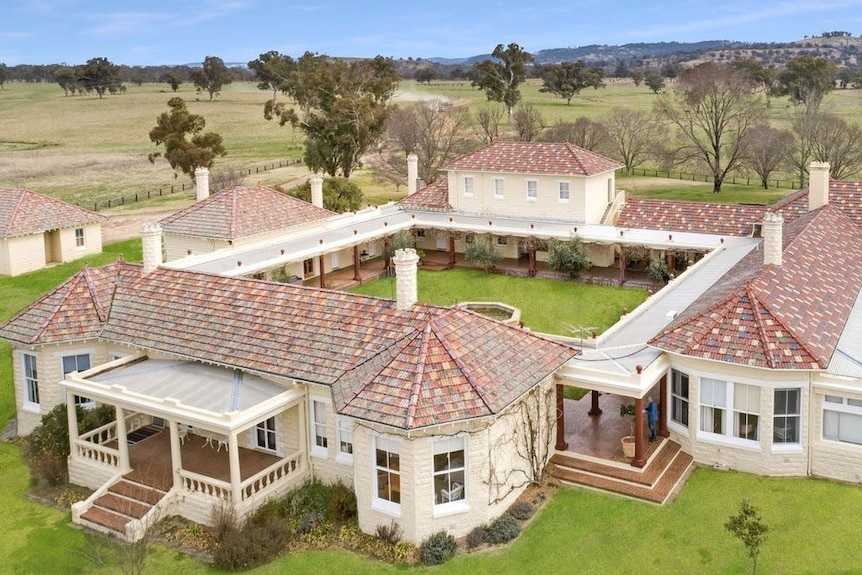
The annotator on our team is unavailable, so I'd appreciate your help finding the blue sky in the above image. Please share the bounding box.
[3,0,862,66]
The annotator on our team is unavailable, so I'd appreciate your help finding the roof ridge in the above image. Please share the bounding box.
[563,142,589,175]
[405,321,433,428]
[434,309,495,413]
[1,189,27,236]
[31,272,85,345]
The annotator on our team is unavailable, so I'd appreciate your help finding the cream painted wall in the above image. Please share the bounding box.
[1,234,46,276]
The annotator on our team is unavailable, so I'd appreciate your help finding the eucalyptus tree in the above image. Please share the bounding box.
[470,43,533,117]
[148,97,227,179]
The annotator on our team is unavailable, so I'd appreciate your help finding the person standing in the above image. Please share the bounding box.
[646,396,658,442]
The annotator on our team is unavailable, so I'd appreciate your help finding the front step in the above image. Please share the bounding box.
[549,440,694,504]
[108,479,165,505]
[77,477,167,538]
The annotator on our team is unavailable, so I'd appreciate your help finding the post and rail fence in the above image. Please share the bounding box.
[620,167,801,190]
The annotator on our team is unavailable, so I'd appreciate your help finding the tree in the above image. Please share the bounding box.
[630,69,645,87]
[54,65,79,96]
[542,118,606,151]
[731,58,778,105]
[0,63,7,89]
[644,72,665,93]
[613,61,630,79]
[465,235,501,273]
[472,104,504,144]
[264,52,399,178]
[512,104,545,141]
[806,113,862,180]
[601,108,656,176]
[470,43,533,117]
[78,57,121,98]
[415,67,438,85]
[190,56,233,101]
[742,124,793,188]
[539,61,605,105]
[546,237,591,279]
[161,72,182,92]
[290,177,363,213]
[148,97,227,179]
[775,55,836,113]
[655,62,765,193]
[725,500,768,575]
[247,51,295,101]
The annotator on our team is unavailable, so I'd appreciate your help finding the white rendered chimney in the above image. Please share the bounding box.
[762,211,783,267]
[393,248,420,310]
[141,223,163,274]
[808,161,830,212]
[194,167,210,202]
[310,175,324,208]
[407,154,419,195]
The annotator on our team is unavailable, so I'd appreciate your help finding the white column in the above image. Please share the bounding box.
[66,399,79,458]
[762,212,784,267]
[169,420,183,490]
[310,175,324,209]
[228,431,242,503]
[393,248,419,310]
[407,153,419,195]
[141,223,163,274]
[194,167,210,201]
[808,161,830,211]
[115,406,131,473]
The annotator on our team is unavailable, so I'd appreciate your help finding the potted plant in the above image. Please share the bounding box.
[619,403,636,458]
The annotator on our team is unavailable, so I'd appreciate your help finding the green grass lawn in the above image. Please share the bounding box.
[349,268,648,336]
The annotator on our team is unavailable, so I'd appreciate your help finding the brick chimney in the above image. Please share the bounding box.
[393,248,419,310]
[194,167,210,202]
[808,161,830,212]
[310,175,324,209]
[407,154,419,195]
[762,211,783,267]
[141,223,163,274]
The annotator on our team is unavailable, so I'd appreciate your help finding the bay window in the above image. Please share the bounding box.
[774,389,801,444]
[374,436,401,513]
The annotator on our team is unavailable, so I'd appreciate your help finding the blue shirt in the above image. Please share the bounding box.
[646,401,658,423]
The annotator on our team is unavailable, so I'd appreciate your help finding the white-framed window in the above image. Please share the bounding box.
[416,229,426,238]
[63,353,92,406]
[75,227,85,248]
[256,416,277,451]
[774,388,801,444]
[303,258,315,278]
[733,383,760,441]
[496,235,507,246]
[526,180,538,201]
[433,437,466,509]
[465,233,475,245]
[373,436,401,515]
[311,399,328,456]
[463,176,474,197]
[493,178,505,199]
[823,395,862,446]
[671,369,689,427]
[558,181,571,201]
[24,353,39,407]
[337,417,353,462]
[700,378,727,435]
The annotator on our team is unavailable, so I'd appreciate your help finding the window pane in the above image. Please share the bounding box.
[434,452,449,472]
[389,452,399,471]
[376,449,387,468]
[848,398,862,408]
[839,412,862,445]
[823,410,839,440]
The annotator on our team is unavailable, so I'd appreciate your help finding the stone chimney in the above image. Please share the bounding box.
[141,223,163,274]
[808,161,830,212]
[393,248,420,310]
[194,167,210,202]
[762,211,783,267]
[310,175,324,208]
[407,154,419,195]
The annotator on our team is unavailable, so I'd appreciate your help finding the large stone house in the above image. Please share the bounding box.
[2,142,862,543]
[0,187,106,276]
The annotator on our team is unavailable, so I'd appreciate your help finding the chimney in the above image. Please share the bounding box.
[194,167,210,202]
[762,211,783,267]
[808,161,830,211]
[407,153,419,195]
[310,175,324,208]
[393,248,420,310]
[141,223,163,274]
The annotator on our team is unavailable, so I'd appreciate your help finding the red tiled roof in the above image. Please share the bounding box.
[617,198,767,236]
[0,188,106,239]
[0,263,120,345]
[651,206,862,369]
[159,185,335,241]
[772,181,862,227]
[395,178,452,212]
[0,264,577,428]
[443,141,622,176]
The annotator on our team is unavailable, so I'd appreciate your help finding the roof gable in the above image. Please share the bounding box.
[395,178,452,212]
[0,188,106,238]
[443,142,622,176]
[159,185,335,241]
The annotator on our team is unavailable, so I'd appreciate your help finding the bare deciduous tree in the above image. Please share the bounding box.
[472,104,504,144]
[742,124,794,189]
[600,108,656,176]
[512,104,545,142]
[541,118,606,151]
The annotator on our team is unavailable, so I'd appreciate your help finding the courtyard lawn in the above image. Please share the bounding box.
[349,268,649,337]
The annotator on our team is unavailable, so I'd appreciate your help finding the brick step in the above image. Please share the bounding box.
[93,492,152,519]
[108,479,165,506]
[80,506,131,534]
[650,451,694,505]
[550,440,681,487]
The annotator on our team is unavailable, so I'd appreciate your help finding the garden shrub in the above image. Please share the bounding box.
[213,507,288,570]
[376,519,402,545]
[282,478,330,517]
[547,237,592,279]
[466,525,488,550]
[509,501,534,521]
[419,530,456,565]
[487,513,521,544]
[296,511,324,534]
[327,481,357,521]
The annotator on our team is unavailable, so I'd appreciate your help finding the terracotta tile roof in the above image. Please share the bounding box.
[772,181,862,226]
[159,185,335,241]
[0,188,106,239]
[0,262,120,345]
[395,178,452,212]
[617,198,767,236]
[443,141,622,176]
[333,308,578,429]
[651,206,862,369]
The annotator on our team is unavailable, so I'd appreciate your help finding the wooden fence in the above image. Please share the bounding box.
[621,167,800,190]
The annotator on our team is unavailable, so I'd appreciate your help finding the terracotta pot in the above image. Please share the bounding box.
[621,435,636,458]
